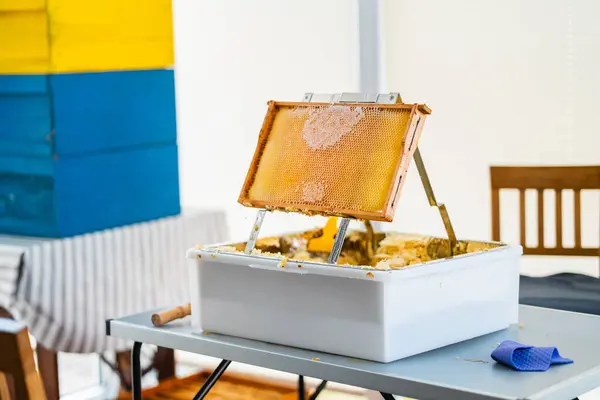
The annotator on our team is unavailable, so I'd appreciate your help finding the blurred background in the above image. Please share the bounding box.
[1,0,598,399]
[176,0,598,271]
[173,2,599,395]
[80,0,600,398]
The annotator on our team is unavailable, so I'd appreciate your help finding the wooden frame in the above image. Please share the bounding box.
[0,307,58,400]
[0,318,47,400]
[490,165,600,258]
[238,101,431,222]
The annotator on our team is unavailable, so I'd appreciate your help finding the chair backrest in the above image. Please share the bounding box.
[490,166,600,260]
[0,318,46,400]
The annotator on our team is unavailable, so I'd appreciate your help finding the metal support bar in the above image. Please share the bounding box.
[303,92,400,104]
[192,359,232,400]
[131,342,142,400]
[364,220,376,259]
[244,209,267,254]
[298,375,306,400]
[413,147,458,255]
[309,380,328,400]
[380,393,396,400]
[328,218,350,264]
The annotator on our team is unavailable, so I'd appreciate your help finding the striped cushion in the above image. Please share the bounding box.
[0,209,227,353]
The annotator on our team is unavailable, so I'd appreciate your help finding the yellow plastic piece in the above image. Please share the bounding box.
[0,0,174,74]
[307,217,339,253]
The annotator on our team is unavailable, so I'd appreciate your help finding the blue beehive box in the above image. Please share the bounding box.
[0,69,180,237]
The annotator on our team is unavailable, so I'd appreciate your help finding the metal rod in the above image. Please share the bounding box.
[309,380,328,400]
[245,209,267,254]
[413,147,457,254]
[364,220,376,258]
[298,375,306,400]
[413,147,437,207]
[303,92,400,104]
[193,359,232,400]
[131,342,142,400]
[380,393,396,400]
[439,204,457,250]
[328,218,350,264]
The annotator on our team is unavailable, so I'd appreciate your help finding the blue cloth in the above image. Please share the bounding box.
[491,340,573,371]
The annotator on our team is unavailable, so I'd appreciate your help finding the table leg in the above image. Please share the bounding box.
[0,372,13,399]
[37,344,59,400]
[115,350,133,390]
[154,347,175,380]
[131,342,142,400]
[309,380,327,400]
[380,393,395,400]
[298,375,305,400]
[192,359,231,400]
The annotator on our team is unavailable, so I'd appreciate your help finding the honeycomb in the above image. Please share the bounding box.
[212,230,501,270]
[238,101,430,221]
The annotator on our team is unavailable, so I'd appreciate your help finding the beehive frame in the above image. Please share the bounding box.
[239,92,457,260]
[238,100,431,222]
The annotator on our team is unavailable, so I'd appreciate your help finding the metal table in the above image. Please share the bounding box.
[106,305,600,400]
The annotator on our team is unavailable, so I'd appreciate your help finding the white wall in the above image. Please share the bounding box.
[174,0,360,241]
[174,0,598,275]
[380,0,599,276]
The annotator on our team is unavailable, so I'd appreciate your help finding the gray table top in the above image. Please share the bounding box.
[107,305,600,400]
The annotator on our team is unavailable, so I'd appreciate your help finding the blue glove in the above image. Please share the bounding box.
[491,340,573,371]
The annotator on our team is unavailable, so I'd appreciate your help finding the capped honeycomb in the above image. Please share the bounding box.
[238,101,430,221]
[212,230,500,270]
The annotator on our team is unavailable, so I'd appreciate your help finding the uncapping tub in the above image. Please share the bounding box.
[187,235,521,363]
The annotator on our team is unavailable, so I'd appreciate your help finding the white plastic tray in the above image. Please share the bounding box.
[187,236,521,363]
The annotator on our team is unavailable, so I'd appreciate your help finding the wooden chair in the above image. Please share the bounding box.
[0,308,58,400]
[0,318,47,400]
[490,165,600,314]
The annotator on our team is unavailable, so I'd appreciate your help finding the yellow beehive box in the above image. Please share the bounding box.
[0,0,174,74]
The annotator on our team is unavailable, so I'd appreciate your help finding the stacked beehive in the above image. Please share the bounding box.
[0,0,180,237]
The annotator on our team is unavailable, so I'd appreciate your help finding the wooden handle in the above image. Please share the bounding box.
[151,303,191,327]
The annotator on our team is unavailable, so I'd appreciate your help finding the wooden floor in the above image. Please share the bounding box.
[118,370,306,400]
